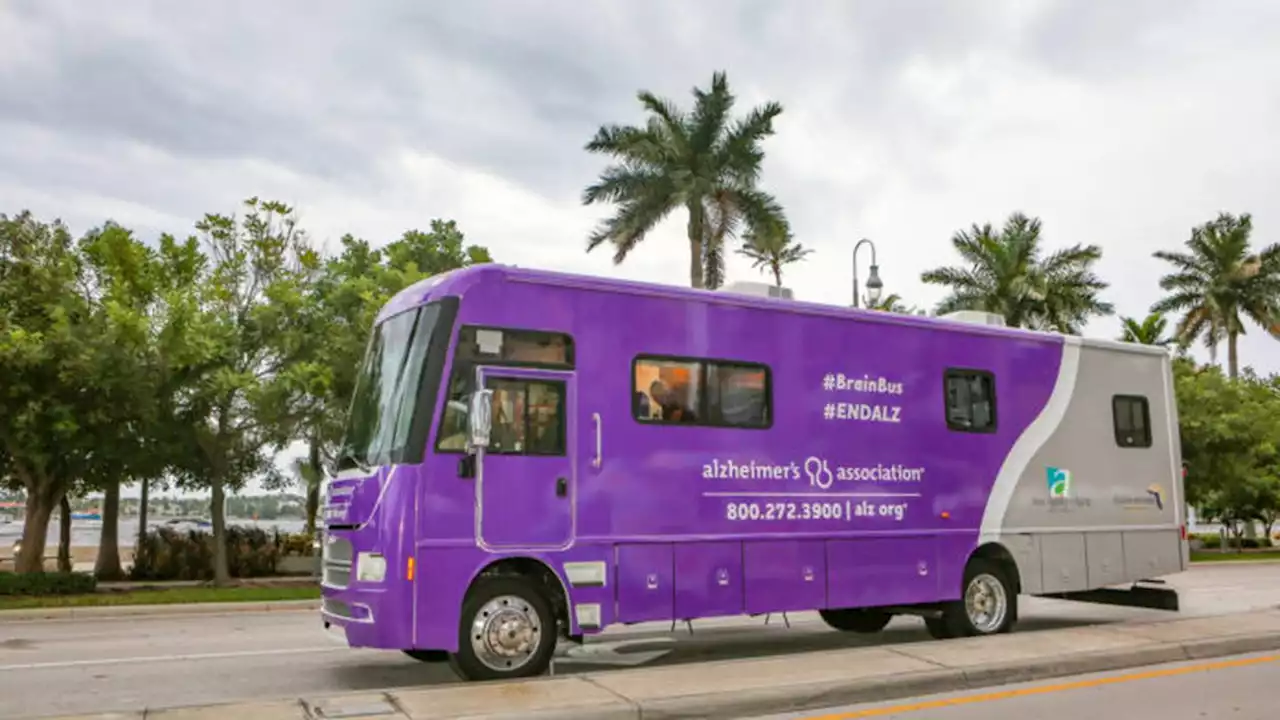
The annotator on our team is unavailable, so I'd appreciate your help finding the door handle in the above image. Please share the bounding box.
[592,412,602,468]
[555,477,568,497]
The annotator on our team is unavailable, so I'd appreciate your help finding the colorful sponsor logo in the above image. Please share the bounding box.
[1147,483,1165,510]
[1046,466,1072,497]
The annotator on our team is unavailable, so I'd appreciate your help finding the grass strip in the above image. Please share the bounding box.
[0,584,320,610]
[1191,549,1280,563]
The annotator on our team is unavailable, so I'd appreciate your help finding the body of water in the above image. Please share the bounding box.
[0,516,308,548]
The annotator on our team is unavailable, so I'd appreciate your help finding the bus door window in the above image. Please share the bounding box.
[484,378,567,456]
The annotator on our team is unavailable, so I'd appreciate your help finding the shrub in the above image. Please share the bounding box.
[130,525,281,581]
[1196,533,1221,549]
[0,571,97,596]
[279,531,316,557]
[1192,533,1276,550]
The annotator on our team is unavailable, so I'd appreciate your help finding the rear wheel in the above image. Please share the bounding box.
[940,558,1017,638]
[818,608,894,633]
[448,575,557,682]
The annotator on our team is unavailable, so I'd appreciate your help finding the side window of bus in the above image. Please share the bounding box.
[1112,394,1152,448]
[632,355,771,429]
[944,369,996,432]
[487,378,566,455]
[435,326,574,453]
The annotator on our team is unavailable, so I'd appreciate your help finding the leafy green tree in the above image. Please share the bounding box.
[1118,311,1174,346]
[383,220,493,279]
[74,223,211,578]
[736,223,812,287]
[172,198,321,585]
[920,212,1114,333]
[1152,212,1280,378]
[0,212,152,573]
[1175,360,1280,546]
[582,71,788,290]
[75,222,157,579]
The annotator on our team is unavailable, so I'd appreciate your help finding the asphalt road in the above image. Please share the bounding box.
[1,562,1278,719]
[752,650,1280,719]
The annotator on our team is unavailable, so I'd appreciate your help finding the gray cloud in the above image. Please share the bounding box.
[0,0,1042,201]
[1,0,1278,374]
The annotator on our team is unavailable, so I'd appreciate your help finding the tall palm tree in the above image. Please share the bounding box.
[736,223,812,287]
[581,71,788,290]
[920,212,1114,333]
[1151,212,1280,378]
[1118,312,1174,346]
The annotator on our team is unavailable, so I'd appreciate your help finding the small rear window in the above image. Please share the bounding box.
[1112,395,1152,448]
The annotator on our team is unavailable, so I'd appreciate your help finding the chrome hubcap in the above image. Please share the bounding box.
[964,573,1008,633]
[469,594,541,671]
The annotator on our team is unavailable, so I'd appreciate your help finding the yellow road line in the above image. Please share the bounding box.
[798,653,1280,719]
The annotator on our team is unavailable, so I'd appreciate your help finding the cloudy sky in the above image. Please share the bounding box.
[3,0,1279,494]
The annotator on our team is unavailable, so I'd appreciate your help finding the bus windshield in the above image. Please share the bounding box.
[339,303,443,470]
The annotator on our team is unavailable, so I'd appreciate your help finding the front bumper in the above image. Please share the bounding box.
[319,531,412,650]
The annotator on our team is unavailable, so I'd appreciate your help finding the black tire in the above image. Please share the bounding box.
[448,575,558,682]
[403,649,448,663]
[940,558,1017,638]
[818,608,894,633]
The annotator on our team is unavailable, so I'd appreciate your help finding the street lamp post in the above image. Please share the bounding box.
[852,238,884,308]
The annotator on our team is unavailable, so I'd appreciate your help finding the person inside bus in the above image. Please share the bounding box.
[650,378,697,423]
[488,389,522,452]
[634,391,651,419]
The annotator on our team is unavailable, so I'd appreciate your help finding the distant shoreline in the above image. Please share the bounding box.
[0,516,309,549]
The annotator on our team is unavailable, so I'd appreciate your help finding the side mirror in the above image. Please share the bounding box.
[466,389,494,451]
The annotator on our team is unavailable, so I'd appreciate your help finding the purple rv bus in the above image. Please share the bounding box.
[320,263,1188,682]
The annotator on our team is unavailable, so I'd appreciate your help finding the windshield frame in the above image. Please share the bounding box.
[338,297,458,470]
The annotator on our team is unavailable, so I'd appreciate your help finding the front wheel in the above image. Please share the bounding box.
[448,575,558,682]
[939,559,1017,638]
[818,608,894,633]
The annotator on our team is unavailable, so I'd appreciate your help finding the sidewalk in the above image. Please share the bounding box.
[42,607,1280,720]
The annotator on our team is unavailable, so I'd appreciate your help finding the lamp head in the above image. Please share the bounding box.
[865,264,884,304]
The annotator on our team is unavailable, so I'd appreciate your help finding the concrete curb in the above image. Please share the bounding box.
[30,611,1280,720]
[0,599,318,623]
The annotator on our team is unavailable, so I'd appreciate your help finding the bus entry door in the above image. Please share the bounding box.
[474,366,575,549]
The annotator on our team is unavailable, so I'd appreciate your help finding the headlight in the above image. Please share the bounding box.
[355,552,387,583]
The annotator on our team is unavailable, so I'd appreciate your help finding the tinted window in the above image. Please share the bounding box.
[436,326,573,452]
[1112,395,1152,448]
[340,304,442,468]
[454,326,573,367]
[944,369,997,432]
[486,378,566,455]
[707,364,769,426]
[633,355,771,429]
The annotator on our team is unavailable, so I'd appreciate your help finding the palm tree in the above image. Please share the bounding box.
[736,223,812,287]
[581,71,788,290]
[920,212,1114,333]
[1118,312,1174,346]
[866,293,926,315]
[1151,212,1280,378]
